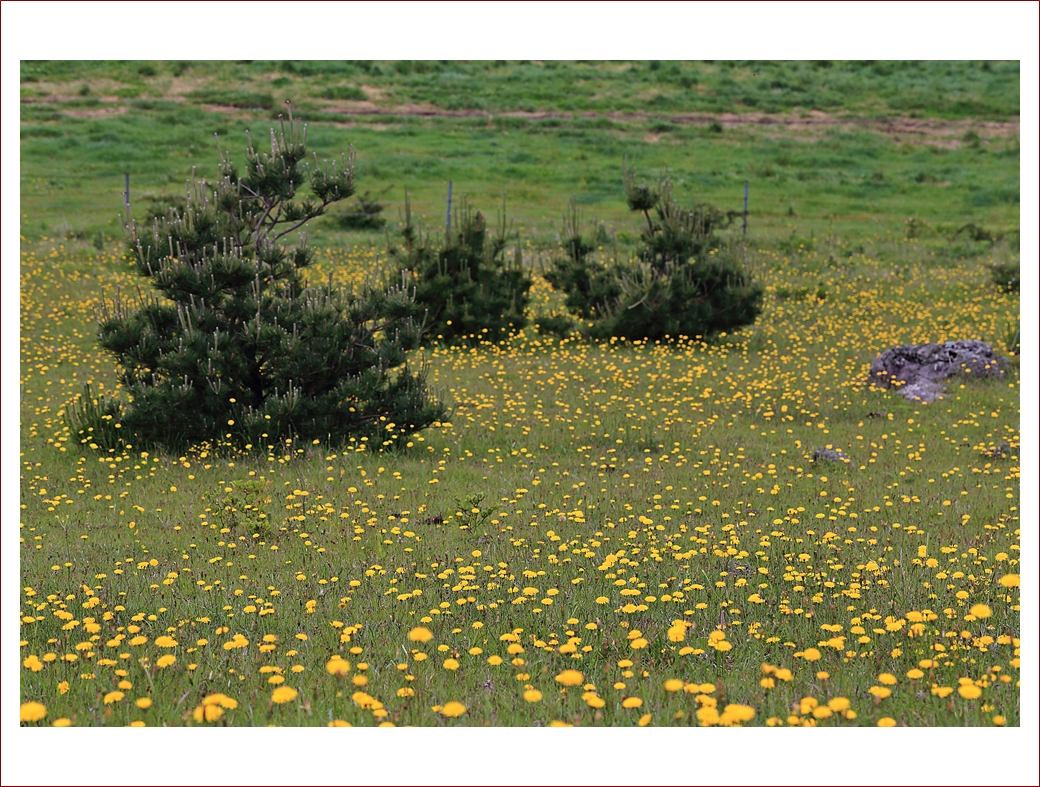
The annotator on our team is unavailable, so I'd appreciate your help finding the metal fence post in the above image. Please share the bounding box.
[446,180,453,235]
[742,180,748,235]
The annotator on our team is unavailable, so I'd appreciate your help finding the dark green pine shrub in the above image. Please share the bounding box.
[546,167,763,341]
[389,194,532,344]
[989,259,1020,293]
[335,189,389,230]
[70,109,446,451]
[588,247,765,342]
[543,201,622,321]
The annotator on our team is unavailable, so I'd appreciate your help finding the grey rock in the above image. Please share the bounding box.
[869,340,1009,403]
[981,442,1012,459]
[812,447,850,463]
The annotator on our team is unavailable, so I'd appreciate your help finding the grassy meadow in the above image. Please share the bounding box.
[18,61,1021,729]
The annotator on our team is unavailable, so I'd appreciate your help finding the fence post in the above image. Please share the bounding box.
[742,180,748,235]
[446,180,453,235]
[124,172,131,211]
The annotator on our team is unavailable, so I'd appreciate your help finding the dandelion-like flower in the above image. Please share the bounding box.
[554,670,584,687]
[20,702,46,723]
[271,686,298,704]
[440,701,466,717]
[326,656,351,676]
[408,626,433,643]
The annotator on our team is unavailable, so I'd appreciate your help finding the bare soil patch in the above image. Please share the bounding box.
[60,105,129,119]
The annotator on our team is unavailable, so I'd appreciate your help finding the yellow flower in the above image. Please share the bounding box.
[638,713,652,727]
[326,656,351,676]
[156,654,176,668]
[103,690,125,704]
[443,658,460,670]
[958,684,982,700]
[271,686,298,704]
[696,705,720,726]
[193,704,224,723]
[408,626,433,643]
[440,701,466,717]
[202,693,238,709]
[906,668,924,680]
[868,686,892,699]
[801,648,822,662]
[621,697,643,709]
[328,719,352,727]
[664,678,684,692]
[20,702,47,723]
[523,689,543,702]
[721,704,756,725]
[57,681,70,695]
[969,604,992,619]
[352,691,376,708]
[487,655,503,666]
[136,697,152,709]
[52,717,72,727]
[998,574,1020,588]
[877,673,897,686]
[878,717,897,727]
[154,636,178,648]
[584,693,606,709]
[827,697,850,712]
[23,655,43,672]
[555,670,584,687]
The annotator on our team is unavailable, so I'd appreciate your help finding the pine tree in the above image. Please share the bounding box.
[71,107,446,451]
[546,165,763,341]
[389,194,531,344]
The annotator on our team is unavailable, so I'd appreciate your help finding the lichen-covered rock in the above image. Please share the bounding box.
[869,340,1009,403]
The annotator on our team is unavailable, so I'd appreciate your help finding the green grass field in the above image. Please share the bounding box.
[18,61,1020,731]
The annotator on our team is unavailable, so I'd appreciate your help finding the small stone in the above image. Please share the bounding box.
[811,447,849,464]
[981,442,1011,459]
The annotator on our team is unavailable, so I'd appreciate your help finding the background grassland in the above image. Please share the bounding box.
[19,61,1020,728]
[20,59,1020,248]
